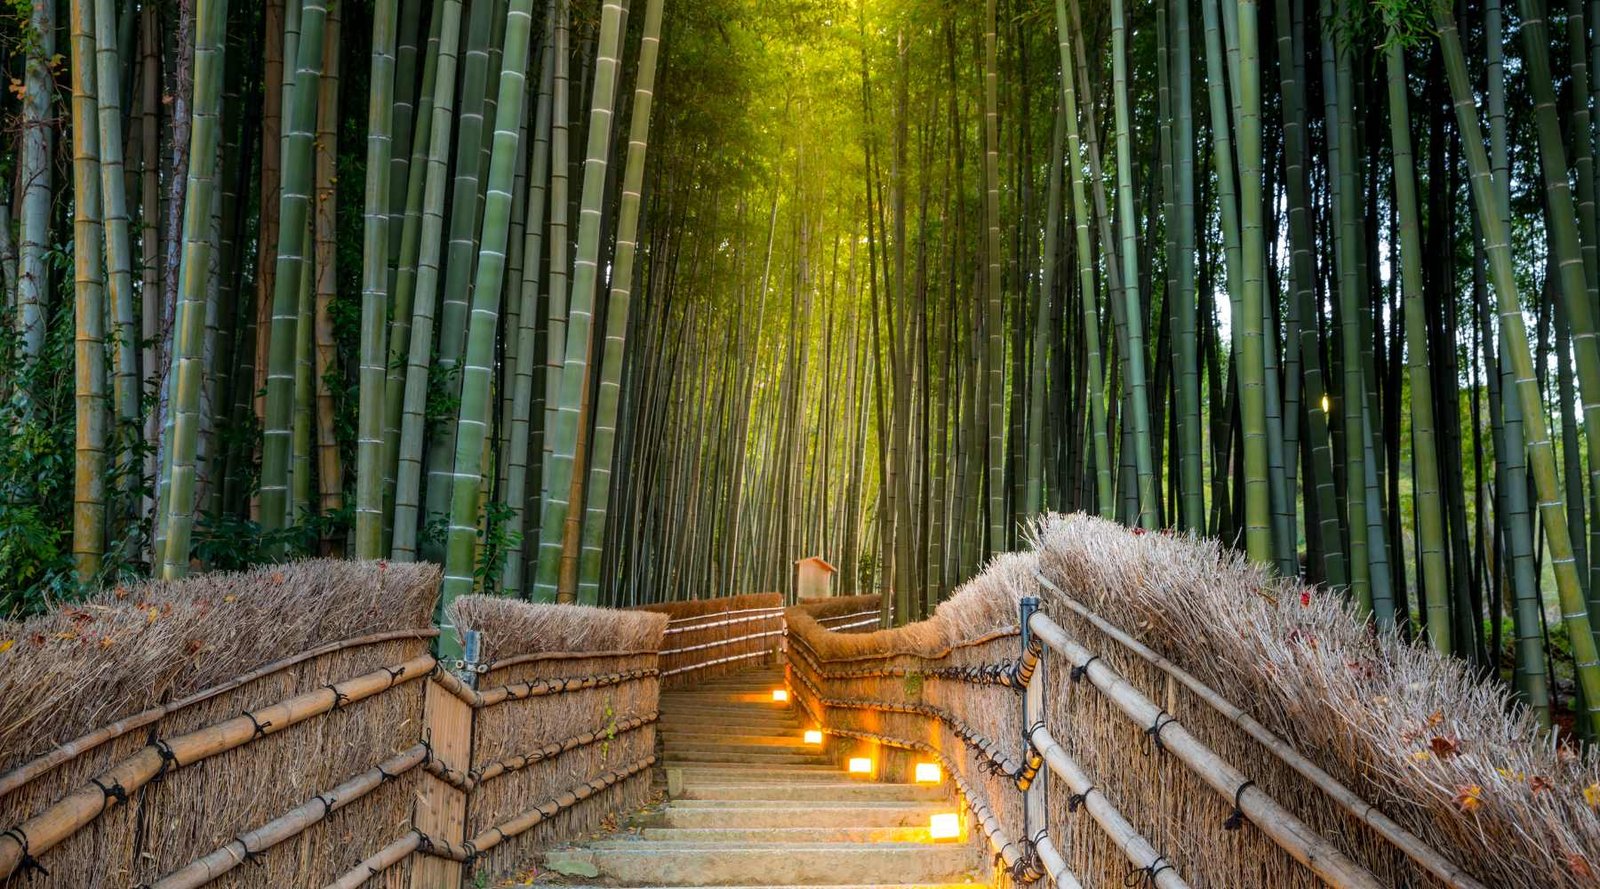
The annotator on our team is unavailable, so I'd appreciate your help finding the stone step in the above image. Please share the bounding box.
[664,749,831,765]
[643,803,946,829]
[677,783,947,802]
[668,767,857,780]
[663,739,819,754]
[637,826,935,842]
[569,842,980,885]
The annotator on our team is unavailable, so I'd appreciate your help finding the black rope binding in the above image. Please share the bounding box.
[237,837,264,867]
[376,763,397,783]
[1223,780,1255,831]
[324,684,351,710]
[91,776,129,809]
[1067,785,1095,813]
[412,828,435,856]
[1070,655,1100,683]
[244,710,273,740]
[384,664,408,685]
[153,739,180,782]
[1123,858,1175,887]
[315,794,337,821]
[4,827,48,879]
[1141,712,1178,757]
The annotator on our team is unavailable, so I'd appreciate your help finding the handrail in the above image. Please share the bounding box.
[1031,570,1485,889]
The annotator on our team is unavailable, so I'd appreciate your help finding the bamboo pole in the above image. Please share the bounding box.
[321,831,421,889]
[1026,613,1381,888]
[0,656,434,877]
[150,745,430,889]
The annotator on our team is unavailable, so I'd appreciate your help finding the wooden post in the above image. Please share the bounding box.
[412,678,472,888]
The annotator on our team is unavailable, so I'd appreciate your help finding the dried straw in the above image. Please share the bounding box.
[1031,512,1600,888]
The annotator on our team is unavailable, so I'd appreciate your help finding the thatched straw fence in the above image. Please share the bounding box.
[795,594,883,633]
[0,562,681,889]
[786,513,1594,889]
[638,593,785,686]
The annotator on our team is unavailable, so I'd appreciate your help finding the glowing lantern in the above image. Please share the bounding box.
[1320,394,1331,414]
[803,729,824,745]
[929,813,961,841]
[847,757,874,774]
[771,688,789,703]
[914,762,943,783]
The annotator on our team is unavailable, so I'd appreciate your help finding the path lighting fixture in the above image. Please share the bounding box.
[929,813,961,841]
[847,757,874,774]
[804,729,824,745]
[771,688,789,703]
[914,762,942,783]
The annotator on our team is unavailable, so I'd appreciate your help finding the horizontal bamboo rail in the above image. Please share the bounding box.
[659,629,786,657]
[662,609,785,634]
[425,714,659,793]
[150,744,431,889]
[475,668,658,708]
[661,648,776,677]
[464,754,658,856]
[322,830,424,889]
[1026,721,1188,889]
[0,654,436,879]
[1027,613,1382,888]
[485,647,655,671]
[1032,571,1484,889]
[0,627,439,800]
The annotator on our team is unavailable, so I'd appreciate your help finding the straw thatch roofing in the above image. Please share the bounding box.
[0,559,440,775]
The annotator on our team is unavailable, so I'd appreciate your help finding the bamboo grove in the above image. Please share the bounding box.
[5,0,1600,735]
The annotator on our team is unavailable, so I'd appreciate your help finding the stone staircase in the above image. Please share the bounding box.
[528,667,982,889]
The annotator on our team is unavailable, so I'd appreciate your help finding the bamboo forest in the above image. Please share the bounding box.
[5,0,1600,735]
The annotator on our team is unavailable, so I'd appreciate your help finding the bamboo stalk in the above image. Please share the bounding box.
[0,655,434,877]
[1027,613,1381,888]
[150,744,429,889]
[0,628,438,800]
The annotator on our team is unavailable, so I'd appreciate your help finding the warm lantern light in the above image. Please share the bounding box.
[771,688,789,703]
[1320,394,1331,414]
[929,813,961,841]
[804,729,824,744]
[914,762,943,783]
[848,757,874,774]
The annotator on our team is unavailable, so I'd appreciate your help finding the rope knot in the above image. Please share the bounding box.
[1141,712,1177,757]
[1224,780,1255,831]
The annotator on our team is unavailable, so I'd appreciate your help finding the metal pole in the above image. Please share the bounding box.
[1019,597,1046,855]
